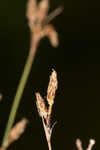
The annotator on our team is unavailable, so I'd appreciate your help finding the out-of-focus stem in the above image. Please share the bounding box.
[2,35,39,147]
[44,6,63,25]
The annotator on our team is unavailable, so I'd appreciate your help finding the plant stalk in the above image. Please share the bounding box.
[42,117,52,150]
[48,140,52,150]
[2,35,39,146]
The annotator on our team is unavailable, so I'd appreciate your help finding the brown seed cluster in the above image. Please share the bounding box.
[35,69,58,145]
[36,93,48,119]
[1,119,28,150]
[47,69,58,106]
[26,0,60,47]
[36,69,58,121]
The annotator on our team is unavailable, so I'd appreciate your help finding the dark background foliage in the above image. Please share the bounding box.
[0,0,100,149]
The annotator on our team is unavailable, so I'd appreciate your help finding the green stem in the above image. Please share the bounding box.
[2,36,39,146]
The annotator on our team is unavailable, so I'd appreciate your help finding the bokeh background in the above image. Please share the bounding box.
[0,0,100,149]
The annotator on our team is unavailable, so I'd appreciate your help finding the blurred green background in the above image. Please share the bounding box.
[0,0,100,149]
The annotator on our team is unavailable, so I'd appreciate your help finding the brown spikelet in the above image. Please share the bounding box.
[3,118,28,149]
[35,70,58,150]
[26,0,38,32]
[38,0,49,21]
[26,0,62,48]
[9,118,28,141]
[36,93,48,118]
[26,0,37,21]
[47,69,58,106]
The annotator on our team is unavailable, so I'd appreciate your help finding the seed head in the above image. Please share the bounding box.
[36,93,48,118]
[3,119,28,149]
[47,69,58,106]
[38,0,49,22]
[26,0,37,21]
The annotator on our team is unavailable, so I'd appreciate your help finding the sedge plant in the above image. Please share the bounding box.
[1,0,63,149]
[0,0,96,150]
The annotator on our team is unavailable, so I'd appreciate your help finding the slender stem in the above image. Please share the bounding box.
[42,117,52,150]
[48,140,52,150]
[2,35,39,146]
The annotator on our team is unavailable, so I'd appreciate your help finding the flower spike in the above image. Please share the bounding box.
[35,69,58,150]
